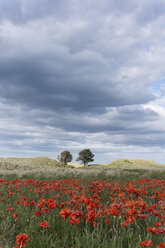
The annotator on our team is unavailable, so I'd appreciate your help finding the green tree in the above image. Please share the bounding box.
[76,149,94,166]
[57,150,72,167]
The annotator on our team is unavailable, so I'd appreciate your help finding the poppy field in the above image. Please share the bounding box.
[0,174,165,248]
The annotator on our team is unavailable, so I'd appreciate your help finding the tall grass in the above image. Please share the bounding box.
[0,172,165,247]
[0,158,165,248]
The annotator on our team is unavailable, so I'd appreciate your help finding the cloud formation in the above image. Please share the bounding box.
[0,0,165,163]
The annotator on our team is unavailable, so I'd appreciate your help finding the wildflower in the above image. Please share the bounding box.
[60,208,72,220]
[157,243,165,248]
[16,233,29,247]
[104,208,111,216]
[41,207,50,213]
[35,211,42,217]
[126,208,137,216]
[141,240,154,247]
[70,215,80,225]
[147,226,157,235]
[40,220,50,228]
[104,218,110,224]
[13,213,18,220]
[156,222,162,228]
[111,208,118,216]
[126,216,135,225]
[31,200,36,205]
[84,210,96,223]
[121,221,128,228]
[8,207,14,212]
[48,198,57,209]
[157,228,165,234]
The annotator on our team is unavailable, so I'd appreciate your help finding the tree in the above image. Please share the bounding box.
[57,150,72,167]
[76,149,94,166]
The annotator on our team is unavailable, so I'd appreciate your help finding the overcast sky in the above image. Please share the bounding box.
[0,0,165,164]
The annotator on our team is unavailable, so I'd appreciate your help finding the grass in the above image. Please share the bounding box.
[0,157,165,248]
[1,169,165,183]
[0,157,165,180]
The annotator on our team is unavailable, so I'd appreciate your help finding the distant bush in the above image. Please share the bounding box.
[124,159,133,164]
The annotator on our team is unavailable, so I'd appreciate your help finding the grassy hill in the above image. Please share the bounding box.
[0,157,59,169]
[0,157,164,169]
[106,159,163,169]
[0,157,164,178]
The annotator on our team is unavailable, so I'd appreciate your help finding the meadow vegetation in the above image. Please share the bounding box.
[0,157,165,248]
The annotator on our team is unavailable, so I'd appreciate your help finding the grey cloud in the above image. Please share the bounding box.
[0,41,155,115]
[136,0,165,24]
[0,0,67,24]
[0,0,165,162]
[117,106,158,122]
[25,104,159,135]
[0,99,165,163]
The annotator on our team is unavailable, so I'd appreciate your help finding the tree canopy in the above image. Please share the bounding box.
[76,149,94,166]
[57,150,72,167]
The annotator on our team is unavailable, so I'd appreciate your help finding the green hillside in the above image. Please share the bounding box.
[107,159,161,169]
[0,157,59,167]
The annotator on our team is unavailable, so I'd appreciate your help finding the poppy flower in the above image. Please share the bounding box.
[40,220,50,228]
[104,218,110,224]
[111,208,118,216]
[147,227,158,235]
[13,213,18,220]
[141,240,154,247]
[157,243,165,248]
[16,233,29,247]
[60,208,72,220]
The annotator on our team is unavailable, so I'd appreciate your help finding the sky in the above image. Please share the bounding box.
[0,0,165,164]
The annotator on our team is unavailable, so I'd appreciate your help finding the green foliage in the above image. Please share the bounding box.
[57,151,73,167]
[123,159,133,164]
[76,149,94,166]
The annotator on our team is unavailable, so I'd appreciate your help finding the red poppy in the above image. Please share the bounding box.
[60,208,72,220]
[16,233,29,247]
[157,243,165,248]
[104,218,110,224]
[111,208,118,216]
[40,220,50,228]
[48,198,57,209]
[147,226,158,235]
[141,240,154,247]
[13,213,18,220]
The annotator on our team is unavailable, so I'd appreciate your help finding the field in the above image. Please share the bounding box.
[0,158,165,248]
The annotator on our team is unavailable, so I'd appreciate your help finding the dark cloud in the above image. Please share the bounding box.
[0,0,67,24]
[0,43,155,114]
[0,0,165,163]
[136,0,165,24]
